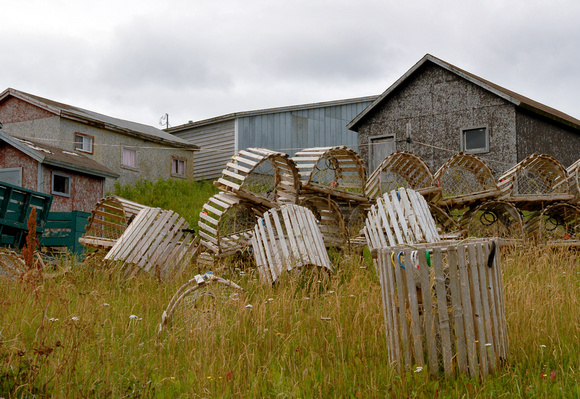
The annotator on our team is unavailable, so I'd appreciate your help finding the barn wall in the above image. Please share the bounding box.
[171,119,235,180]
[356,63,518,176]
[516,110,580,168]
[237,101,372,157]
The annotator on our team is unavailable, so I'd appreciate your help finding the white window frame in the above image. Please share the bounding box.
[74,133,94,154]
[52,172,71,197]
[171,157,186,178]
[460,126,489,154]
[0,167,23,186]
[121,146,138,170]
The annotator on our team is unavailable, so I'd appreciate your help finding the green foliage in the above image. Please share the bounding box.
[111,178,218,227]
[0,247,578,397]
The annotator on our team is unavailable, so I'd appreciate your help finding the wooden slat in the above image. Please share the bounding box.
[433,247,453,376]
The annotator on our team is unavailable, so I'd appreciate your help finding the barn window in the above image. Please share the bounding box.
[52,172,71,197]
[75,133,94,153]
[461,127,489,154]
[121,147,137,169]
[171,157,186,177]
[369,135,395,173]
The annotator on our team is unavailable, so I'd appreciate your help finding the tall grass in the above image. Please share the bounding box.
[1,246,579,397]
[111,178,218,227]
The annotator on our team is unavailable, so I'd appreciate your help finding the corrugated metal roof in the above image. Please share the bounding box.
[166,95,379,133]
[0,88,198,150]
[348,54,580,131]
[0,129,118,179]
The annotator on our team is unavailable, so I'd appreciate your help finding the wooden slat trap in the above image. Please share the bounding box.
[251,204,333,285]
[299,195,347,248]
[364,187,441,251]
[292,146,367,202]
[372,239,508,377]
[214,148,300,208]
[79,196,147,249]
[433,153,500,209]
[429,203,463,239]
[462,200,524,241]
[159,273,244,332]
[366,151,440,200]
[567,158,580,204]
[198,192,266,257]
[104,207,200,280]
[523,202,580,244]
[498,154,573,210]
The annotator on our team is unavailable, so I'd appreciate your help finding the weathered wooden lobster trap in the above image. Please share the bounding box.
[524,202,580,244]
[214,148,300,207]
[498,154,573,210]
[366,151,440,200]
[198,192,267,258]
[251,204,333,284]
[372,239,508,377]
[364,188,441,250]
[159,273,244,332]
[79,196,147,249]
[433,153,499,209]
[462,200,524,241]
[104,207,200,280]
[567,158,580,204]
[298,195,347,248]
[292,146,367,202]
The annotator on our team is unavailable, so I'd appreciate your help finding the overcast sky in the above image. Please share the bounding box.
[2,0,579,129]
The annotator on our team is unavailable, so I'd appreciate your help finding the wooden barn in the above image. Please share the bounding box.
[348,54,580,175]
[0,129,118,213]
[166,96,377,180]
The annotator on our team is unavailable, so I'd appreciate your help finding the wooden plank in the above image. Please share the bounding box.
[199,211,219,227]
[391,190,413,243]
[216,178,241,191]
[378,249,398,365]
[404,251,424,367]
[476,242,496,371]
[399,188,423,242]
[271,209,292,271]
[105,208,157,260]
[226,162,252,174]
[115,208,163,261]
[433,247,453,376]
[264,212,284,277]
[280,206,304,264]
[372,203,392,247]
[392,254,411,369]
[221,168,246,182]
[447,246,468,375]
[459,244,478,377]
[130,210,178,266]
[258,217,278,282]
[383,194,405,244]
[418,248,438,375]
[491,242,508,359]
[202,204,224,218]
[468,243,488,377]
[138,212,182,268]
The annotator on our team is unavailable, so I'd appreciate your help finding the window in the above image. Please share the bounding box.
[75,133,94,153]
[121,147,137,168]
[52,172,71,197]
[0,167,22,186]
[461,127,489,154]
[171,158,186,177]
[369,135,395,173]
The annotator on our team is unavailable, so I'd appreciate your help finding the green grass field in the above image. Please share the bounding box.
[1,180,579,397]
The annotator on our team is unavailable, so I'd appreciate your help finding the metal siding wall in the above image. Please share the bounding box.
[235,100,373,157]
[172,120,235,180]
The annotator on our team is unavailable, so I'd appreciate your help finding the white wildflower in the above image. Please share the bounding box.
[414,366,423,373]
[71,317,79,322]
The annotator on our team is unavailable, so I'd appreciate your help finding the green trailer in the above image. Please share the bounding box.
[40,211,91,256]
[0,180,52,248]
